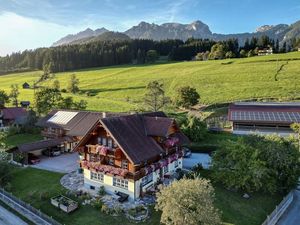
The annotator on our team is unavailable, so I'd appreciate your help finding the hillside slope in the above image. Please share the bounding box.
[1,52,300,112]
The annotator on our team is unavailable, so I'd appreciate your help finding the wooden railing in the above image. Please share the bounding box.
[261,190,294,225]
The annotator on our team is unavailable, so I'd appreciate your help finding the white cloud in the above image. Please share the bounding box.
[0,11,83,56]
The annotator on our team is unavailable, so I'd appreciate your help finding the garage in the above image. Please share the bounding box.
[9,139,65,165]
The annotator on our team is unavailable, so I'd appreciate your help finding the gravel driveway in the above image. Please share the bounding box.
[0,205,28,225]
[31,152,79,173]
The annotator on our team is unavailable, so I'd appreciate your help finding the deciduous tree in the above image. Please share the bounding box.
[212,135,300,193]
[144,81,169,111]
[67,74,79,93]
[156,177,221,225]
[9,84,19,107]
[174,86,200,108]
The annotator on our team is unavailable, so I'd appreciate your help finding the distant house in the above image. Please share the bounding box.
[298,48,300,52]
[20,101,30,108]
[257,47,273,56]
[228,102,300,136]
[75,112,189,200]
[36,110,126,153]
[22,82,30,89]
[0,107,28,130]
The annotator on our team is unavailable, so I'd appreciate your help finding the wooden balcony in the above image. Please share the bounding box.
[85,144,121,159]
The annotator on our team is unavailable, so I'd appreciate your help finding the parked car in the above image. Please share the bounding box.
[42,147,61,157]
[28,153,40,164]
[183,147,192,158]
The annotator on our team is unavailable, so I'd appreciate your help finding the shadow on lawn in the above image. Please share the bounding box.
[80,86,145,96]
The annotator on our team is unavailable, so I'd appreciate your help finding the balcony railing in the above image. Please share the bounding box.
[85,144,121,159]
[81,160,128,177]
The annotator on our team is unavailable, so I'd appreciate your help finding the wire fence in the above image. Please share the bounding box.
[261,190,294,225]
[0,187,61,225]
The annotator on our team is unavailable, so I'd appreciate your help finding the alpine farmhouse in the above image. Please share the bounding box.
[75,112,189,200]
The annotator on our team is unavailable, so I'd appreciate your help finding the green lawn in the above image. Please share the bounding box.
[6,166,281,225]
[1,52,300,112]
[4,133,42,148]
[8,167,161,225]
[199,170,282,225]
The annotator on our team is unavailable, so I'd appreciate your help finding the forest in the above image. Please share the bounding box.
[0,35,299,75]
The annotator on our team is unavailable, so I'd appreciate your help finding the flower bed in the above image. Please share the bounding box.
[51,195,78,213]
[125,205,149,222]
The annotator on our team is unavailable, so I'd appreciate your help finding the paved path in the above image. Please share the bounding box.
[277,190,300,225]
[0,205,28,225]
[183,153,211,169]
[32,152,79,173]
[0,191,55,225]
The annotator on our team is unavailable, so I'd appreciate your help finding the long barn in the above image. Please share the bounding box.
[228,102,300,136]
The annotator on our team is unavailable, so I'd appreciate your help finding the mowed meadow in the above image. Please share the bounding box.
[1,51,300,112]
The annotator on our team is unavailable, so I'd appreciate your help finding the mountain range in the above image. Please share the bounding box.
[52,20,300,46]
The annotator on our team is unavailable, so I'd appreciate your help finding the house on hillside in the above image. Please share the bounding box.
[75,112,189,200]
[298,48,300,52]
[0,107,27,130]
[257,47,273,56]
[36,110,126,152]
[22,82,30,89]
[228,102,300,136]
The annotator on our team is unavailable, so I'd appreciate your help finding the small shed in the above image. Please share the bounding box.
[20,101,30,108]
[22,82,30,89]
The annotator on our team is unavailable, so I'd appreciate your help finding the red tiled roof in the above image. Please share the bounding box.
[2,107,27,120]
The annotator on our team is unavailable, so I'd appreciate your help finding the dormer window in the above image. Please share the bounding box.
[97,137,102,144]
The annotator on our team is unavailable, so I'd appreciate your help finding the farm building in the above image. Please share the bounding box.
[22,82,30,89]
[228,102,300,136]
[36,110,126,152]
[257,47,273,56]
[0,107,28,130]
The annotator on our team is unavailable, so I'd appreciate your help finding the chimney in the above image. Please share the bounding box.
[102,112,106,118]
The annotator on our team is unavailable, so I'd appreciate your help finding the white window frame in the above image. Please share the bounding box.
[90,172,104,182]
[113,177,128,189]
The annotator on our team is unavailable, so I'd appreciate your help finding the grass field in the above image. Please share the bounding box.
[4,133,42,147]
[1,52,300,112]
[5,166,281,225]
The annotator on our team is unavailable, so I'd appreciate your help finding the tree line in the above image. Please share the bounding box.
[1,36,299,74]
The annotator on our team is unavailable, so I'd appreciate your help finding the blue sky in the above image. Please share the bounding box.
[0,0,300,56]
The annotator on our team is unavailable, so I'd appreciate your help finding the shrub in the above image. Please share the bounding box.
[0,162,12,186]
[98,186,106,196]
[101,205,111,214]
[61,88,67,93]
[91,198,103,210]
